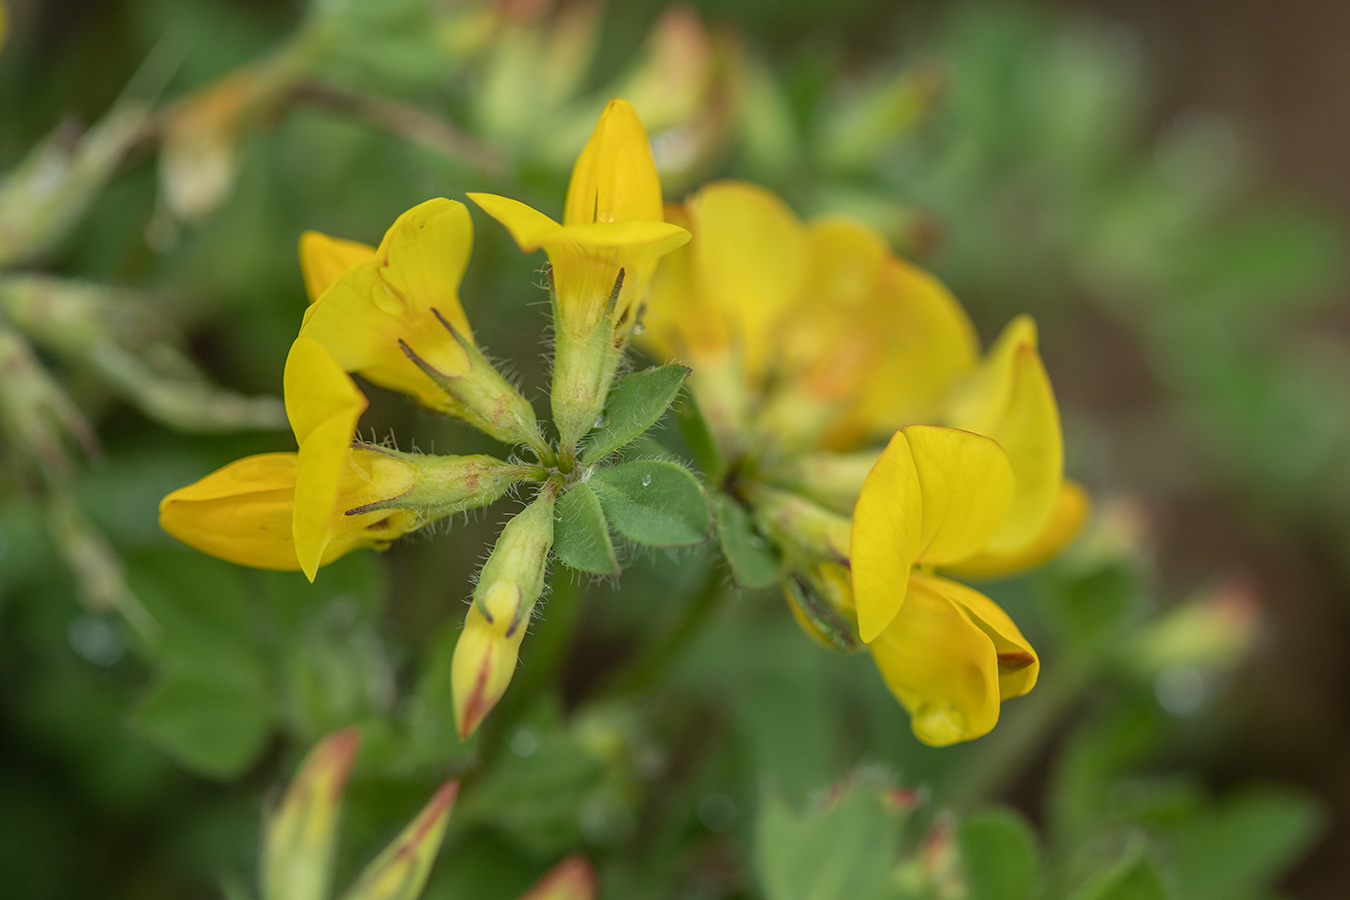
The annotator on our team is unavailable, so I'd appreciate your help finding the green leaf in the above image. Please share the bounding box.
[553,483,619,576]
[1069,844,1168,900]
[588,460,710,547]
[675,387,725,478]
[755,780,902,900]
[958,808,1040,900]
[133,668,270,779]
[455,705,605,856]
[712,492,780,589]
[580,364,690,465]
[1159,787,1321,900]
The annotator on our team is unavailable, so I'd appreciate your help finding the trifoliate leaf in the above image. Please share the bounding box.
[588,460,709,547]
[580,364,689,465]
[554,483,619,576]
[711,492,780,589]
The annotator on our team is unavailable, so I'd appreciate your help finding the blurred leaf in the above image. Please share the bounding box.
[133,667,270,779]
[554,483,619,576]
[459,714,605,856]
[958,808,1040,900]
[674,388,725,479]
[1069,843,1168,900]
[580,364,689,465]
[755,780,902,900]
[589,460,710,547]
[711,492,781,590]
[1156,787,1321,900]
[1181,212,1343,317]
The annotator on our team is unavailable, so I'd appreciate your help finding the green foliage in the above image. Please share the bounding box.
[0,1,1337,898]
[711,492,781,590]
[580,364,689,465]
[755,780,904,900]
[958,809,1040,900]
[588,459,710,547]
[1068,845,1168,900]
[553,483,619,576]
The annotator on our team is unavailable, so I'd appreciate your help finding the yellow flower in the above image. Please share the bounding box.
[298,230,375,304]
[160,337,421,578]
[161,337,526,581]
[850,392,1081,745]
[299,198,545,451]
[642,181,977,446]
[299,198,476,410]
[468,98,690,340]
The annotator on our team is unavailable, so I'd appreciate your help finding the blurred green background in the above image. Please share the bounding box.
[2,0,1348,898]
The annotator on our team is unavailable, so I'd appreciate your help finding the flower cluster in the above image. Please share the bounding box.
[640,182,1088,745]
[161,97,1083,747]
[162,99,691,740]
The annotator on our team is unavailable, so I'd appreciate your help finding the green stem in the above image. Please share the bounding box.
[607,563,725,699]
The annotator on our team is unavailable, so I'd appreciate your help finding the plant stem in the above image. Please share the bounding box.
[608,563,725,699]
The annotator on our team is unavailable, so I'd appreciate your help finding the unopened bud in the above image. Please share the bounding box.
[262,729,362,900]
[744,483,852,564]
[341,780,458,900]
[452,486,557,739]
[1130,577,1259,677]
[517,855,597,900]
[783,562,861,654]
[763,450,881,516]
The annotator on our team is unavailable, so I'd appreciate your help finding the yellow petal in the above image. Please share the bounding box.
[944,480,1090,580]
[299,231,375,304]
[467,191,565,250]
[469,192,689,336]
[947,316,1062,554]
[159,453,307,571]
[805,217,889,310]
[903,425,1014,567]
[774,218,890,402]
[850,430,923,643]
[286,336,367,582]
[563,97,664,227]
[926,576,1039,701]
[869,574,1001,746]
[686,181,808,376]
[374,197,475,341]
[831,257,979,444]
[159,450,419,574]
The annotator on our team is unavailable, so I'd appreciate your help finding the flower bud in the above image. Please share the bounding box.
[517,856,597,900]
[783,562,861,654]
[762,450,881,516]
[262,729,362,900]
[744,483,852,564]
[452,486,557,739]
[342,779,459,900]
